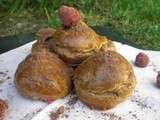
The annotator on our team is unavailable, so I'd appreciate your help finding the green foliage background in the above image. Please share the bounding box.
[0,0,160,49]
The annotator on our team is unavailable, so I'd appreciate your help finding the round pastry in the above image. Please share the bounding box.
[32,28,55,52]
[14,49,72,100]
[74,51,136,110]
[50,5,115,65]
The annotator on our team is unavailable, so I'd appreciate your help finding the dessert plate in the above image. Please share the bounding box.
[31,42,160,120]
[0,41,160,120]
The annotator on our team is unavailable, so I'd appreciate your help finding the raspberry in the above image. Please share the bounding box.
[135,52,149,68]
[0,99,7,120]
[58,5,80,27]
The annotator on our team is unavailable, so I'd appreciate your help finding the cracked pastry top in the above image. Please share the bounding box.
[14,49,72,101]
[74,51,136,110]
[49,5,116,65]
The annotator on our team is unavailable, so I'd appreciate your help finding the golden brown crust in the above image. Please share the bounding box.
[32,28,55,52]
[99,36,116,52]
[52,21,99,51]
[74,51,136,110]
[15,50,72,100]
[32,41,49,53]
[50,21,116,65]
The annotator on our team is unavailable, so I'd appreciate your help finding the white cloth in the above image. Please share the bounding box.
[0,41,160,120]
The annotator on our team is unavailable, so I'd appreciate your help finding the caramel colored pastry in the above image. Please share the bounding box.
[50,6,115,65]
[32,28,55,52]
[14,49,72,100]
[74,51,136,110]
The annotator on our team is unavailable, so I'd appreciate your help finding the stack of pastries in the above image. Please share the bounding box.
[14,5,136,110]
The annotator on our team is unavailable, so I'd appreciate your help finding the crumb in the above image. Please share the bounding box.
[50,106,65,120]
[0,72,4,75]
[67,96,78,106]
[0,80,4,84]
[132,114,137,118]
[37,109,42,113]
[70,89,76,95]
[65,107,70,111]
[65,107,70,112]
[131,95,152,109]
[57,106,65,114]
[129,111,132,114]
[61,115,64,118]
[21,108,43,120]
[101,112,122,120]
[119,117,122,120]
[6,76,11,80]
[50,112,59,120]
[64,114,68,118]
[0,71,8,84]
[0,72,7,76]
[8,83,12,85]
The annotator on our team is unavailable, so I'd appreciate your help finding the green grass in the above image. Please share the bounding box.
[0,0,160,49]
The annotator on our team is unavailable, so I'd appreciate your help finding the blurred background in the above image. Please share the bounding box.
[0,0,160,49]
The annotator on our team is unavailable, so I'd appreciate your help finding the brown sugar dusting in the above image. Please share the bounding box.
[50,106,65,120]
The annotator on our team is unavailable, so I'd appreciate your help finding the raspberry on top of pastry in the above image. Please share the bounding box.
[50,5,116,65]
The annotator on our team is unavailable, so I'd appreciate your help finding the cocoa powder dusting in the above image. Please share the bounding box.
[131,95,152,109]
[50,106,65,120]
[101,112,122,120]
[50,112,59,120]
[0,71,11,84]
[67,96,78,106]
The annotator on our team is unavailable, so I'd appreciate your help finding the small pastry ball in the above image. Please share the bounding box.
[50,5,116,66]
[15,49,72,100]
[135,52,149,68]
[32,28,55,52]
[74,51,136,110]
